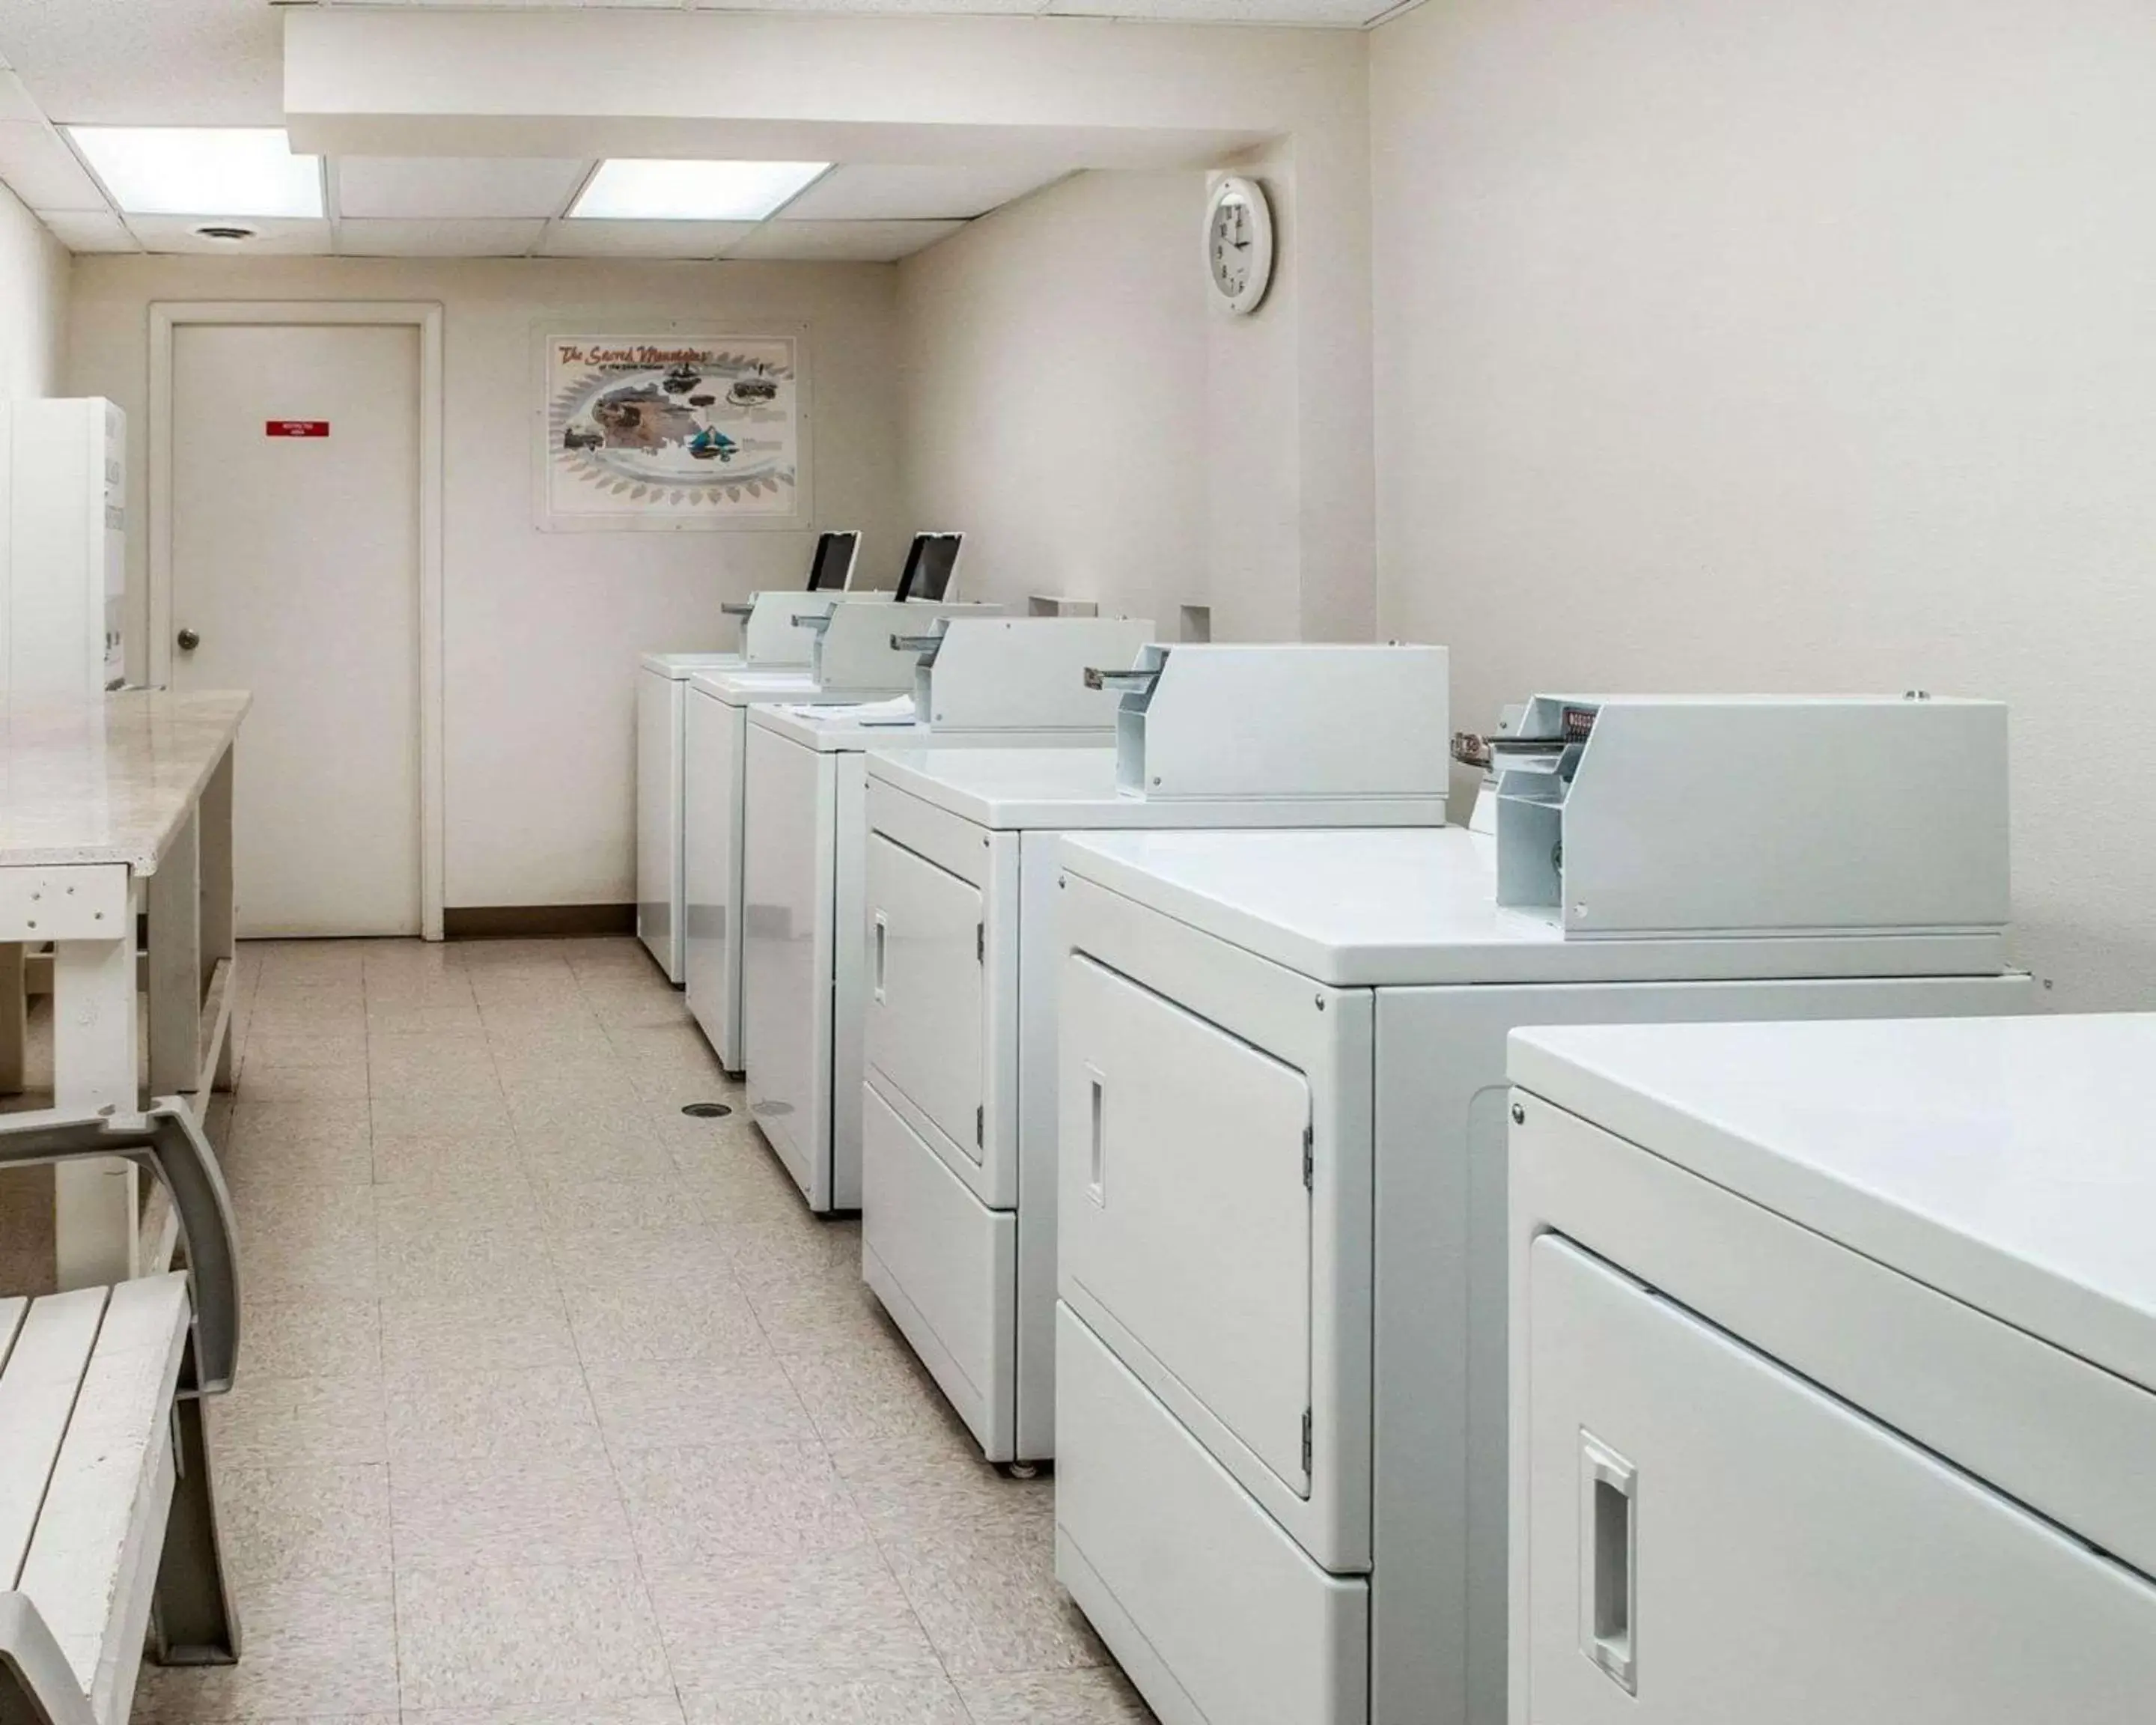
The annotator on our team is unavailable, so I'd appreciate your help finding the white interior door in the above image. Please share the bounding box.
[169,323,421,937]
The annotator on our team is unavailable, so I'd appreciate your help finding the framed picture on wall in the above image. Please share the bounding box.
[537,326,810,532]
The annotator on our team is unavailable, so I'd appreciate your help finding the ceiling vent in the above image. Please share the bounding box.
[190,223,258,243]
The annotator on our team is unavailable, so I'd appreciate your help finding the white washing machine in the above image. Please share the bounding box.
[683,667,824,1066]
[683,596,1001,1074]
[639,652,755,982]
[859,645,1452,1466]
[1050,695,2038,1725]
[1506,1013,2154,1724]
[633,535,862,982]
[741,615,1154,1213]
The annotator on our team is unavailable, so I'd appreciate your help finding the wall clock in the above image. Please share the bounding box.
[1204,174,1274,316]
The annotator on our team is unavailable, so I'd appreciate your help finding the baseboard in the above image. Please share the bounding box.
[442,904,636,940]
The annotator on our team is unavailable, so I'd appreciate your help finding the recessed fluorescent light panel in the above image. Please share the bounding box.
[67,127,322,219]
[571,159,829,222]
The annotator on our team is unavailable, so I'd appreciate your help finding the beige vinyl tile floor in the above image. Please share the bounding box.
[130,934,1153,1725]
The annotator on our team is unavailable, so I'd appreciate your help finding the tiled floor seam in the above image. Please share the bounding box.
[535,966,694,1721]
[570,1290,683,1714]
[834,1440,981,1717]
[383,1384,409,1718]
[364,958,404,1719]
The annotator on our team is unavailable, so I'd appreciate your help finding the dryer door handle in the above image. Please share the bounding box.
[1581,1434,1639,1695]
[1085,1065,1107,1207]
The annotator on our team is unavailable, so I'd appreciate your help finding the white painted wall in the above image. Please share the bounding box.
[1371,0,2156,1006]
[898,171,1208,628]
[69,255,904,911]
[0,181,67,401]
[897,144,1372,643]
[1207,143,1303,643]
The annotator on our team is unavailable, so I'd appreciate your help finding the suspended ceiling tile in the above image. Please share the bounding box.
[124,214,334,257]
[337,216,547,258]
[0,70,43,124]
[728,219,966,263]
[0,0,284,126]
[37,209,136,254]
[538,218,752,258]
[337,156,590,220]
[781,164,1067,222]
[0,121,106,212]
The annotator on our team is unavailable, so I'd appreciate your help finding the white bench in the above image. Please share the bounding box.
[0,1102,243,1725]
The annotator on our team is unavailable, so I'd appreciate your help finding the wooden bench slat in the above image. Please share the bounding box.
[91,1429,176,1725]
[17,1274,190,1723]
[0,1286,109,1590]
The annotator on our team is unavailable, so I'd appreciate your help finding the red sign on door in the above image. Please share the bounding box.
[265,420,330,438]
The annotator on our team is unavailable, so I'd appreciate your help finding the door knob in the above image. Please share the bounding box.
[176,628,201,651]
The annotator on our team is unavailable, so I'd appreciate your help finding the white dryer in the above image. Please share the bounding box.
[1050,694,2038,1725]
[1506,1013,2155,1724]
[859,644,1451,1467]
[740,615,1154,1213]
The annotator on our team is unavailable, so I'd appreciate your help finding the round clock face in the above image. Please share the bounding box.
[1205,175,1273,315]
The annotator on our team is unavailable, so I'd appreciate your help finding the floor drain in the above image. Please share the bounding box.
[681,1101,734,1119]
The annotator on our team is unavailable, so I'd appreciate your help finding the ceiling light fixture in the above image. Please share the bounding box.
[67,127,322,219]
[570,159,829,223]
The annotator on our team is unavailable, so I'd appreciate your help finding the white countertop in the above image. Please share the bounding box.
[0,690,251,872]
[1056,827,2009,987]
[1508,1013,2155,1395]
[868,746,1448,832]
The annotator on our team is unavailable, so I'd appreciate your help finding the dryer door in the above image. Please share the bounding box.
[1523,1233,2156,1724]
[1059,953,1312,1500]
[866,831,987,1180]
